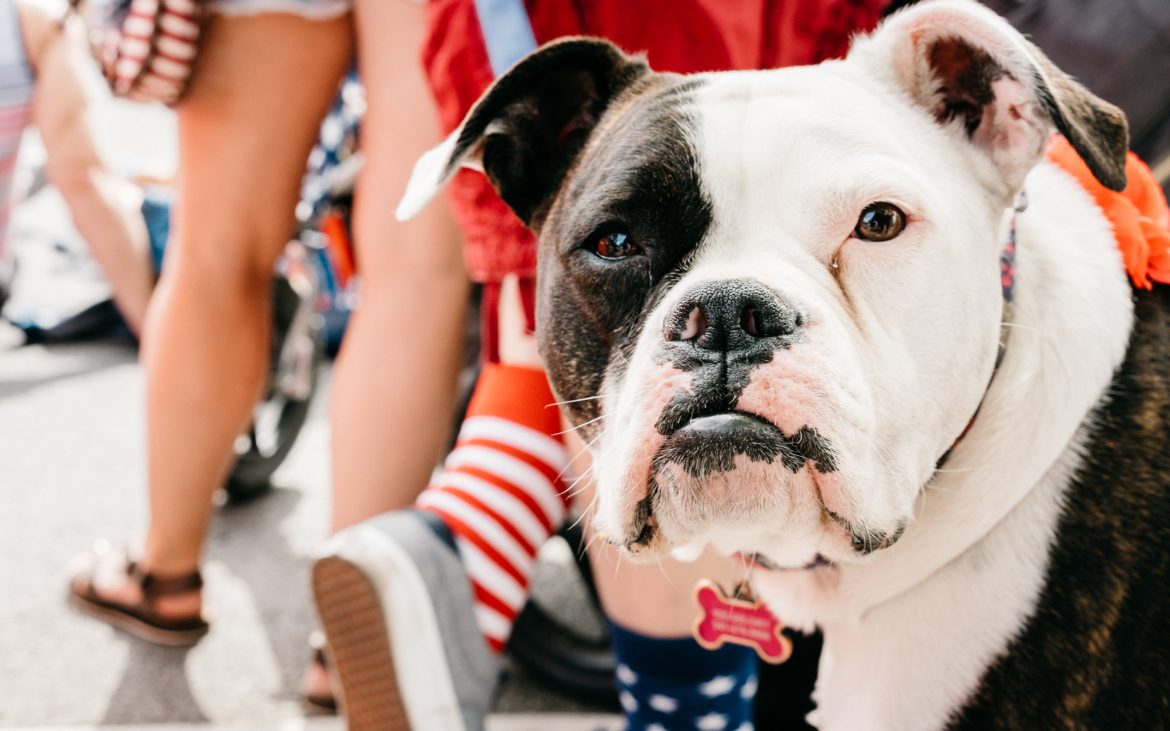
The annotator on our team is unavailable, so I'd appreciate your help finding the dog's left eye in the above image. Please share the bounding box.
[592,231,641,260]
[854,202,907,242]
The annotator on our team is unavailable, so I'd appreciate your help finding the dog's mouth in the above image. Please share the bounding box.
[737,551,834,572]
[621,405,856,560]
[655,411,791,480]
[654,408,837,481]
[625,411,797,549]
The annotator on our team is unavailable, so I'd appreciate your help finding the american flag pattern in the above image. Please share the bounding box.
[94,0,200,106]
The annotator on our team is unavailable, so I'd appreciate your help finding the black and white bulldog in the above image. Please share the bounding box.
[398,1,1170,727]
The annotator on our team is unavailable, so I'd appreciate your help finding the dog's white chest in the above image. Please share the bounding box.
[803,436,1081,731]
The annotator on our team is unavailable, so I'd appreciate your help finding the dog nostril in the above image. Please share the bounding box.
[666,279,799,350]
[741,306,763,338]
[677,306,708,341]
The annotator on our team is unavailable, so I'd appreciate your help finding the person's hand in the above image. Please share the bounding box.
[497,274,543,367]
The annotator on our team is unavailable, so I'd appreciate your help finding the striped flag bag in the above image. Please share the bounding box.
[72,0,203,106]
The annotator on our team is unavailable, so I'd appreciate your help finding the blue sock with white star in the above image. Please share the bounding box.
[608,620,759,731]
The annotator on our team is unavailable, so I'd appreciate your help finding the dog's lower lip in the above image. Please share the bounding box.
[737,552,832,571]
[737,551,781,570]
[676,411,779,436]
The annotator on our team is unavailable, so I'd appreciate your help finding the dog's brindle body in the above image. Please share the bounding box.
[953,285,1170,730]
[397,1,1169,726]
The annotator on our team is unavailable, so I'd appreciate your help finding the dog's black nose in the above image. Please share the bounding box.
[663,279,802,354]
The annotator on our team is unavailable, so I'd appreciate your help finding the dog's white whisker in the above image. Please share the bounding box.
[570,494,600,536]
[652,556,678,588]
[931,466,988,474]
[579,531,603,560]
[557,471,596,497]
[561,467,596,500]
[546,394,603,408]
[559,467,594,495]
[611,549,626,582]
[553,413,605,436]
[555,432,604,482]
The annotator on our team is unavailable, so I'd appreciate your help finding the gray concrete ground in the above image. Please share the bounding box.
[0,335,617,729]
[0,90,619,729]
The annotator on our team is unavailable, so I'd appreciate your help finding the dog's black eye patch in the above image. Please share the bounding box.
[536,77,712,431]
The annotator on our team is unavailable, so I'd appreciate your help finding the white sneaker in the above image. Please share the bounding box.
[313,509,502,731]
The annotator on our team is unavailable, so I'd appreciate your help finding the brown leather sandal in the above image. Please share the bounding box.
[69,542,209,647]
[300,631,338,711]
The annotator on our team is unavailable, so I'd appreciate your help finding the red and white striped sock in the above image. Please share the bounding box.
[416,363,570,653]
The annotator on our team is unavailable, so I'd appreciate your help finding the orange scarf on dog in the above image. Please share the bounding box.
[1046,135,1170,289]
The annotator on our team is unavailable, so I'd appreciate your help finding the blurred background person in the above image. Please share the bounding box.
[68,0,467,657]
[1,0,152,334]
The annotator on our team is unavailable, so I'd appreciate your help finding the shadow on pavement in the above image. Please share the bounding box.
[100,644,209,725]
[206,484,319,707]
[0,343,131,401]
[97,484,320,723]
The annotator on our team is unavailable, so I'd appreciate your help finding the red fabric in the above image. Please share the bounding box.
[421,0,889,284]
[463,362,565,438]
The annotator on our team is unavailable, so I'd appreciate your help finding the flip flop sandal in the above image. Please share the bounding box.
[301,631,338,711]
[69,541,209,647]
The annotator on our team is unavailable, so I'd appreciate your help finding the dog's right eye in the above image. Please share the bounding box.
[591,231,641,260]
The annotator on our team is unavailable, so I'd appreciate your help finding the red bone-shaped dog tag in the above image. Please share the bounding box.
[692,579,792,664]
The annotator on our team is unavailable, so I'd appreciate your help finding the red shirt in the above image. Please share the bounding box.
[421,0,889,283]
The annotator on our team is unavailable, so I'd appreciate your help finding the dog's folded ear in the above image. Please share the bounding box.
[854,0,1129,193]
[396,38,649,227]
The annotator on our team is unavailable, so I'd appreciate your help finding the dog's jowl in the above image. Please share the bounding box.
[398,0,1170,728]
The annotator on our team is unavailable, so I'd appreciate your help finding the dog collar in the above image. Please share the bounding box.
[935,201,1021,468]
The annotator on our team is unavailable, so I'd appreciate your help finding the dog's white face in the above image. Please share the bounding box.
[589,63,1009,567]
[399,0,1126,569]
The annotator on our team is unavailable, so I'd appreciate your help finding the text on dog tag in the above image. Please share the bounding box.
[692,578,792,664]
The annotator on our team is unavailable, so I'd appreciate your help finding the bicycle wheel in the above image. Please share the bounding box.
[224,271,322,503]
